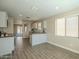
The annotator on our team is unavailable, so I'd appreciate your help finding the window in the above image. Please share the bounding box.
[55,16,78,37]
[33,23,38,28]
[43,21,47,29]
[17,26,22,34]
[24,26,28,32]
[66,16,78,37]
[38,22,42,30]
[55,18,65,36]
[32,22,42,30]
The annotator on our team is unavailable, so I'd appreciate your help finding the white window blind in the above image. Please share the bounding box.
[55,16,78,37]
[55,18,65,36]
[66,16,78,37]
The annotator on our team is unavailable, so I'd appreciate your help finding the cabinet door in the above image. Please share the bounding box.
[0,37,14,56]
[0,12,7,27]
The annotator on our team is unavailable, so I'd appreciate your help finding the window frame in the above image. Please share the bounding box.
[55,15,79,38]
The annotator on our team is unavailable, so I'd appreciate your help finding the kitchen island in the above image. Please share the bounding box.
[30,33,48,46]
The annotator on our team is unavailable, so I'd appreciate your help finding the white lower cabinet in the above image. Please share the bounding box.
[0,37,14,56]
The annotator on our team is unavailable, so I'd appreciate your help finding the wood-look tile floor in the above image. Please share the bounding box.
[12,37,79,59]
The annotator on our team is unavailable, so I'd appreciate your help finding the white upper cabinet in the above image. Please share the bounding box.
[0,11,8,27]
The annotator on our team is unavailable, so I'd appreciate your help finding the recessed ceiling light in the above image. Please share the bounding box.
[32,6,38,10]
[19,14,23,16]
[56,6,59,10]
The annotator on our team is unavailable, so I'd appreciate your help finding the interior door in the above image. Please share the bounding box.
[14,25,23,37]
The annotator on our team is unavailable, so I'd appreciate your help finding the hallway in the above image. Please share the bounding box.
[12,37,79,59]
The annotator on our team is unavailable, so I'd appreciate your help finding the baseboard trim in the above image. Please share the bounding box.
[48,42,79,54]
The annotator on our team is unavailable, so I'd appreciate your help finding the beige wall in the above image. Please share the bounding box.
[14,18,23,24]
[46,8,79,54]
[0,17,14,34]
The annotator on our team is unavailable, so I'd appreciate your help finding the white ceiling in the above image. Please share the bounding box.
[0,0,79,20]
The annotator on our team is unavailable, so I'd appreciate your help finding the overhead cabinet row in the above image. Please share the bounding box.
[0,11,8,27]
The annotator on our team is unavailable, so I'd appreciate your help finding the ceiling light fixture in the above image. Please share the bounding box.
[32,6,38,10]
[56,6,59,10]
[19,14,23,16]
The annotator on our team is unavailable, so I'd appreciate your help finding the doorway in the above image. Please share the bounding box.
[14,24,23,37]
